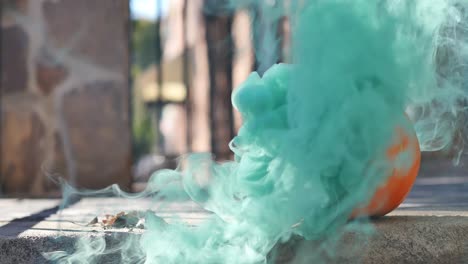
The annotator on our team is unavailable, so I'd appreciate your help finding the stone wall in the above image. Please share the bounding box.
[1,0,131,195]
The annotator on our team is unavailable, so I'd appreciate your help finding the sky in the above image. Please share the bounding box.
[130,0,170,20]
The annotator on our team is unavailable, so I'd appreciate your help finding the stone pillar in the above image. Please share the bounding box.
[1,0,131,195]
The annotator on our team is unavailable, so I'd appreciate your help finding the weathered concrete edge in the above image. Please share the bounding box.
[275,215,468,264]
[1,216,468,264]
[0,233,133,264]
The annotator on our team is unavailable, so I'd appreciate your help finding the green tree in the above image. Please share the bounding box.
[131,19,162,159]
[132,20,162,70]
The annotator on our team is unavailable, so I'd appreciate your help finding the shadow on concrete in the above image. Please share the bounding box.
[0,197,80,237]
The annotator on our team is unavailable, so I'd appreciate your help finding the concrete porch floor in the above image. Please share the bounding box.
[1,172,467,264]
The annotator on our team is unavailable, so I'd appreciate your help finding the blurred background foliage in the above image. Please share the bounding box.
[131,20,161,160]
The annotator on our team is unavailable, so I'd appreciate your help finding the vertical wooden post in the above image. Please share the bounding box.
[0,1,3,194]
[232,10,254,132]
[182,0,192,152]
[155,0,164,153]
[204,13,235,160]
[185,0,211,153]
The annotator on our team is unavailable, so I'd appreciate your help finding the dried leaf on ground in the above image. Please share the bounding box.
[101,211,144,229]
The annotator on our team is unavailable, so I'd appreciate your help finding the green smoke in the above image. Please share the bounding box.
[47,0,467,263]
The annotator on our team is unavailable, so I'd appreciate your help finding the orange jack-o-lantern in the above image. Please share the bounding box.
[351,115,421,218]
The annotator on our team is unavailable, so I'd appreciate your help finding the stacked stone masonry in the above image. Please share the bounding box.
[1,0,131,195]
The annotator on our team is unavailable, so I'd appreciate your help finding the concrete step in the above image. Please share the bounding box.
[1,176,467,264]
